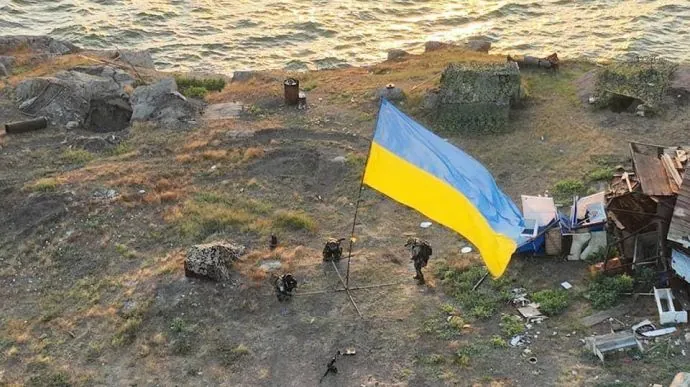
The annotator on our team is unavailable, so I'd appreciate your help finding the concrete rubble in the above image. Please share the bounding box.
[184,242,245,282]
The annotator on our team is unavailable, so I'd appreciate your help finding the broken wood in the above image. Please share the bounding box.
[580,304,629,327]
[661,154,683,187]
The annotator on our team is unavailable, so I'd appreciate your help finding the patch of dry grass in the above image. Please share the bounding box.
[243,147,265,161]
[25,177,60,192]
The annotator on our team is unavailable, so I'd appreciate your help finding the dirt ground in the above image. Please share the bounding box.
[1,48,690,387]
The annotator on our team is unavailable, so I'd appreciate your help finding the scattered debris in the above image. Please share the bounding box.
[561,281,573,290]
[585,331,643,362]
[654,287,688,324]
[580,304,629,327]
[4,116,48,134]
[528,356,538,364]
[460,246,473,254]
[420,221,432,228]
[343,348,356,356]
[510,335,528,347]
[510,288,530,306]
[184,242,245,281]
[508,53,559,70]
[631,319,656,335]
[259,260,282,272]
[517,305,546,322]
[641,327,677,338]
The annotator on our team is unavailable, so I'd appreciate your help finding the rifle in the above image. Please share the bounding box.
[319,351,341,383]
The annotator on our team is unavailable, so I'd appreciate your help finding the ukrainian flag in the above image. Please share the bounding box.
[363,100,524,277]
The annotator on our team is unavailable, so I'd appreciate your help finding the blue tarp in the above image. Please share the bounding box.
[516,218,560,255]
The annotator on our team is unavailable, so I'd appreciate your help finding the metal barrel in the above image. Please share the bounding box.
[284,78,299,106]
[4,116,48,134]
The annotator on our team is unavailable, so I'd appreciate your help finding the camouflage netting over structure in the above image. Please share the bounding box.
[593,58,677,113]
[434,61,521,134]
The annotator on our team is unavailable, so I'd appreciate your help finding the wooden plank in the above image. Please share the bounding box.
[581,304,629,327]
[662,154,683,187]
[632,152,674,196]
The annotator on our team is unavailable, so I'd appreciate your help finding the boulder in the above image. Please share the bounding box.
[184,242,245,281]
[425,41,454,52]
[131,78,201,125]
[0,56,14,76]
[670,65,690,102]
[575,70,597,104]
[376,85,406,102]
[15,66,133,130]
[464,37,491,53]
[0,35,79,55]
[116,49,155,69]
[671,373,690,387]
[387,49,409,61]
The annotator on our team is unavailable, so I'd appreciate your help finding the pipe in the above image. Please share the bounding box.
[5,117,48,134]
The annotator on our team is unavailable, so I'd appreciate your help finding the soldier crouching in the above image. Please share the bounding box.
[322,238,345,261]
[274,273,298,302]
[405,237,433,285]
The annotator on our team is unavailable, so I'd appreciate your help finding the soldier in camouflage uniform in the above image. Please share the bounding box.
[274,273,298,302]
[405,237,433,284]
[322,238,346,261]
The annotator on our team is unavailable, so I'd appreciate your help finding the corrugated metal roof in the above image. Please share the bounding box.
[668,168,690,248]
[630,142,676,196]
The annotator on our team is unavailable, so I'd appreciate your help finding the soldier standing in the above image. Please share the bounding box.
[322,238,345,261]
[405,237,433,284]
[274,273,298,301]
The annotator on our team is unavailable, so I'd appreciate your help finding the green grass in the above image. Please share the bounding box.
[489,335,508,348]
[587,274,633,309]
[112,317,142,346]
[115,243,137,259]
[434,262,512,320]
[454,343,481,367]
[109,142,133,156]
[531,289,569,316]
[273,210,317,232]
[61,149,94,164]
[27,372,72,387]
[553,178,586,202]
[175,76,226,99]
[500,314,525,338]
[29,177,58,192]
[169,317,195,355]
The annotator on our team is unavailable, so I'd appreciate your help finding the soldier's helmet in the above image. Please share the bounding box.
[405,237,420,247]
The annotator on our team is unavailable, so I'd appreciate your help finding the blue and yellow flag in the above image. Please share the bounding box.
[363,100,524,277]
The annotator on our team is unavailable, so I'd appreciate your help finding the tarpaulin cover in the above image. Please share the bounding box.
[363,99,524,277]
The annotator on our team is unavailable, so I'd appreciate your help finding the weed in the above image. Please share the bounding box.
[418,353,445,365]
[28,177,58,192]
[109,142,133,156]
[170,317,187,333]
[440,303,456,314]
[587,274,634,309]
[489,335,508,348]
[112,317,142,346]
[553,179,586,202]
[169,317,195,355]
[274,210,317,232]
[435,262,509,320]
[634,266,658,292]
[587,167,615,182]
[454,344,480,367]
[115,243,137,259]
[85,342,103,362]
[175,76,226,92]
[218,343,251,367]
[61,149,94,164]
[531,289,569,316]
[448,316,465,330]
[584,246,618,265]
[500,314,525,338]
[182,86,208,99]
[27,372,72,387]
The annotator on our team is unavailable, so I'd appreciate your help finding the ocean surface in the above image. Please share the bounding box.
[2,0,689,73]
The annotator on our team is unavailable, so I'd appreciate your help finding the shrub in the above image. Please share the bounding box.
[531,289,569,316]
[274,210,317,232]
[489,335,508,348]
[112,317,142,346]
[500,314,525,337]
[61,149,93,164]
[175,76,226,92]
[29,177,58,192]
[553,179,586,202]
[181,86,207,99]
[587,167,615,182]
[587,274,633,309]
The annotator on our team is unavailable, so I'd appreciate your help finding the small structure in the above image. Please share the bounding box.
[433,61,521,134]
[585,331,643,362]
[654,287,688,324]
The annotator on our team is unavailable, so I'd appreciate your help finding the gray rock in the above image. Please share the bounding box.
[425,41,453,52]
[131,78,201,125]
[15,67,132,130]
[575,70,597,104]
[66,121,80,130]
[184,242,245,282]
[205,102,243,120]
[284,60,310,72]
[117,49,155,69]
[0,35,80,55]
[387,49,409,61]
[331,156,347,163]
[71,65,136,87]
[0,56,14,76]
[465,37,491,53]
[376,86,406,102]
[670,65,690,100]
[422,89,440,110]
[232,71,255,82]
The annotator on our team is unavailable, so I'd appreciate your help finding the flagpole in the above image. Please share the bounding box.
[344,98,385,288]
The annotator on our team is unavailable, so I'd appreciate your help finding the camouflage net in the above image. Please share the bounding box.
[434,62,521,134]
[594,57,677,112]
